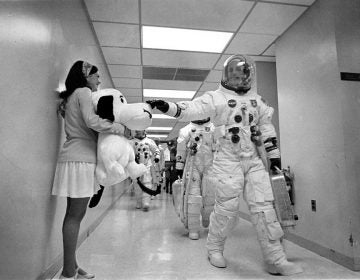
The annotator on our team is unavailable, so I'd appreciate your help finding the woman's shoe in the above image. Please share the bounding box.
[58,272,78,279]
[76,268,95,279]
[88,186,104,208]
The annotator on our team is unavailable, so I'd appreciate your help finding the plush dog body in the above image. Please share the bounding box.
[93,88,152,187]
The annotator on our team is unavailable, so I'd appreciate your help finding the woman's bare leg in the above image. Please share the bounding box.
[61,197,89,277]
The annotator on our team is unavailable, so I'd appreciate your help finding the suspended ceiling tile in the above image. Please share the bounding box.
[167,131,178,140]
[116,88,142,97]
[173,122,188,130]
[143,80,201,91]
[225,33,277,55]
[263,0,315,5]
[142,49,220,69]
[141,0,254,32]
[125,96,143,103]
[198,82,219,92]
[263,44,276,56]
[113,78,141,88]
[143,66,210,81]
[214,55,232,69]
[175,68,210,81]
[84,0,139,23]
[240,2,307,35]
[102,47,141,65]
[250,55,276,62]
[193,91,205,99]
[143,67,176,80]
[143,97,193,103]
[109,65,142,78]
[93,22,140,47]
[206,70,222,83]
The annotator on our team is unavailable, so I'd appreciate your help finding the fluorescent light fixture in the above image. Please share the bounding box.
[152,114,175,119]
[147,127,173,131]
[147,134,168,138]
[143,26,233,53]
[144,89,196,99]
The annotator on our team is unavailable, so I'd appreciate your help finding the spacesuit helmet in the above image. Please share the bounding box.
[191,117,210,125]
[221,54,255,94]
[134,130,146,139]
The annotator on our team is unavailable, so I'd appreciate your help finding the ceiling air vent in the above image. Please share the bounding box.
[143,66,210,82]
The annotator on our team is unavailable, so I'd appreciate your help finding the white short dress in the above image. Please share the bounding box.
[52,162,99,198]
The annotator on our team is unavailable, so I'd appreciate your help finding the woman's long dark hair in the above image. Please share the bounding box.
[58,60,98,117]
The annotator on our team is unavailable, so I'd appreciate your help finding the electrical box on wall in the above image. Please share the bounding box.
[340,72,360,81]
[311,200,317,212]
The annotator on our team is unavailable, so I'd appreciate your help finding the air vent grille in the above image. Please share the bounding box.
[143,66,210,82]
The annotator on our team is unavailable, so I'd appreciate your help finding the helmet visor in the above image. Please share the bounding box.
[222,55,255,92]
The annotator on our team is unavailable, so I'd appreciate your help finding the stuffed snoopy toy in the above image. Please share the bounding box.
[92,88,152,188]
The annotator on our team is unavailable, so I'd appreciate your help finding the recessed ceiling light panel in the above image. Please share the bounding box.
[152,114,176,119]
[147,127,173,131]
[147,134,168,138]
[143,26,233,53]
[144,89,196,99]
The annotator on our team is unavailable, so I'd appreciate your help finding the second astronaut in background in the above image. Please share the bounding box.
[175,118,216,240]
[131,130,160,211]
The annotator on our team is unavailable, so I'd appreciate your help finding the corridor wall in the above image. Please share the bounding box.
[276,0,360,270]
[0,1,128,279]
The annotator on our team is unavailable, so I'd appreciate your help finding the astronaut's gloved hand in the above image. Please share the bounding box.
[270,158,281,173]
[176,169,184,179]
[146,100,169,113]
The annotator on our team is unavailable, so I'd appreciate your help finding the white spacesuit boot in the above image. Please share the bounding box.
[250,208,303,275]
[187,195,202,240]
[206,206,239,268]
[135,198,142,209]
[142,193,151,211]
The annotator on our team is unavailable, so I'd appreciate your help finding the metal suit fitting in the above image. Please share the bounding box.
[229,127,240,143]
[250,125,262,146]
[190,143,198,155]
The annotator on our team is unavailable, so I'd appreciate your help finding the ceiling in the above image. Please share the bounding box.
[84,0,316,140]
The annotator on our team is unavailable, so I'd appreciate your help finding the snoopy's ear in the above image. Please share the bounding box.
[97,96,114,122]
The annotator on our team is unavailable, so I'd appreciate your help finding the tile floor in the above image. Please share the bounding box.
[53,190,360,280]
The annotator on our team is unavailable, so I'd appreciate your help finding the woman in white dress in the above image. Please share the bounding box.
[52,60,129,279]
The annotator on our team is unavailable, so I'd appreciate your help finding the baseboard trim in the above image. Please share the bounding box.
[238,211,359,271]
[38,190,127,280]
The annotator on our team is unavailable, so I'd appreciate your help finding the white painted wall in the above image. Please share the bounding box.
[276,0,360,269]
[0,1,127,279]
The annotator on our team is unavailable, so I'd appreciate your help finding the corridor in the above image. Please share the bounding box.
[52,190,360,280]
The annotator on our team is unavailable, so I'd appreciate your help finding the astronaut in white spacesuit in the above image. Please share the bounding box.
[131,130,160,211]
[175,118,215,240]
[147,55,303,275]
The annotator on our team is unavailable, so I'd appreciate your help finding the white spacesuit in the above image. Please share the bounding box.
[147,55,303,275]
[175,118,216,240]
[131,130,160,211]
